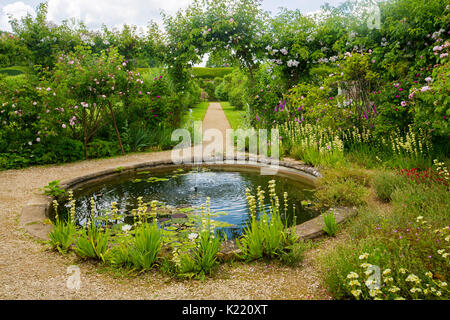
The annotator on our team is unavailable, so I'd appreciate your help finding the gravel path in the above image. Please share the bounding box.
[0,103,331,300]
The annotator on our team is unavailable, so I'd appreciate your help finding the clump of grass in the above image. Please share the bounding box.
[75,218,110,262]
[279,240,311,267]
[49,218,76,254]
[372,171,408,202]
[314,167,371,208]
[322,209,339,237]
[128,222,162,271]
[192,229,222,275]
[48,194,76,253]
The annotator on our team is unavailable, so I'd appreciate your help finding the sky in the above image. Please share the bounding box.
[0,0,346,32]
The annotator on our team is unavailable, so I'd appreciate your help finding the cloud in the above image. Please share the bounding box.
[0,0,192,31]
[46,0,192,30]
[0,1,35,31]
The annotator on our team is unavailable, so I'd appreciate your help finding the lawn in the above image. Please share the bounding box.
[220,101,246,130]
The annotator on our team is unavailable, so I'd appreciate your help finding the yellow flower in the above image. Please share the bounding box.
[388,286,400,293]
[360,263,371,268]
[359,253,369,260]
[382,269,391,276]
[410,287,422,294]
[425,271,433,278]
[364,269,374,276]
[399,268,407,274]
[406,274,421,284]
[383,277,394,284]
[369,289,381,297]
[347,272,359,279]
[365,279,375,287]
[348,280,361,287]
[439,281,447,288]
[351,289,362,299]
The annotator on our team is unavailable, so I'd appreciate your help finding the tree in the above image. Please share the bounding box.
[46,46,142,159]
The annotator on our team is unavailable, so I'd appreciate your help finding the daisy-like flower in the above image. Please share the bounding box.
[364,269,374,276]
[384,277,394,284]
[410,287,422,294]
[351,289,362,298]
[348,280,361,287]
[388,286,400,293]
[365,279,375,287]
[406,274,421,284]
[359,253,369,260]
[369,289,381,297]
[347,272,359,279]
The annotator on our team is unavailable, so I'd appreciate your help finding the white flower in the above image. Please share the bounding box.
[351,289,362,298]
[188,233,198,240]
[359,253,369,260]
[122,224,132,232]
[382,269,392,276]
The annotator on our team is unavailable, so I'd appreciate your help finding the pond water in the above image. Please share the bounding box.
[54,166,319,239]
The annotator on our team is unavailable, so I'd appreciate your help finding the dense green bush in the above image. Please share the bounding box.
[191,67,233,79]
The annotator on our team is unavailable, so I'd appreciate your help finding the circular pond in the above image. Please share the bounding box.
[54,165,319,239]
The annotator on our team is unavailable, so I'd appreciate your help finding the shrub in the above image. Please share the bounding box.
[315,169,369,208]
[373,171,408,202]
[191,67,233,79]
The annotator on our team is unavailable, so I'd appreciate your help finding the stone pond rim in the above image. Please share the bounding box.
[19,155,357,252]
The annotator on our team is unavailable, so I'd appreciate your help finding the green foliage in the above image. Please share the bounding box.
[128,222,162,270]
[87,139,122,158]
[279,240,310,267]
[42,180,66,197]
[192,67,233,79]
[49,218,77,254]
[75,219,110,261]
[322,209,339,237]
[319,171,450,300]
[410,60,450,143]
[373,171,408,202]
[192,229,222,275]
[237,182,299,261]
[315,168,370,208]
[0,67,27,76]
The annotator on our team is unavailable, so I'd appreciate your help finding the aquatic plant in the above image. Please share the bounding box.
[237,180,298,260]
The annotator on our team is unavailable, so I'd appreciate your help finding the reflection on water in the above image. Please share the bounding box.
[56,167,319,239]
